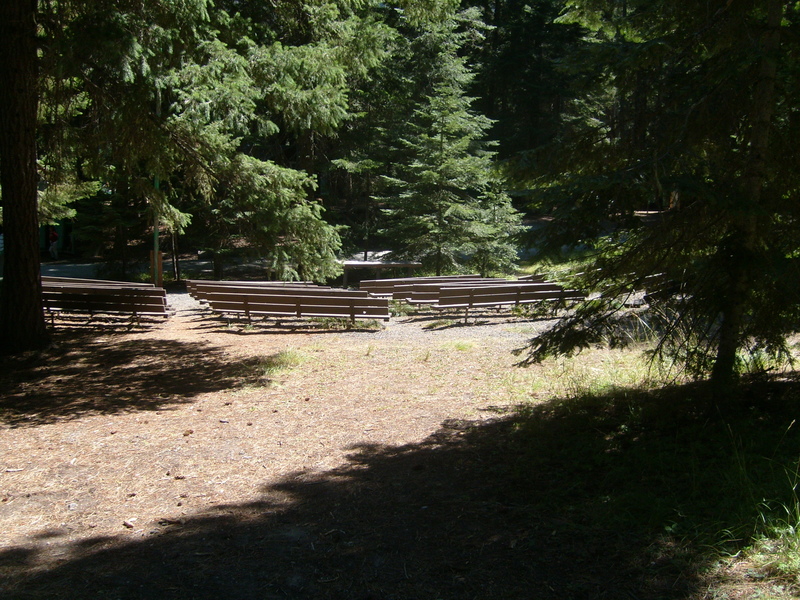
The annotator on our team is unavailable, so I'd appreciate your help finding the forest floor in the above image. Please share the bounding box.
[0,289,795,599]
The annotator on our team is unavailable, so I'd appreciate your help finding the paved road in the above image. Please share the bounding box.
[37,259,217,281]
[41,262,101,278]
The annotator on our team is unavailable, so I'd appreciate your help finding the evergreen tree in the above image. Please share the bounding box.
[380,8,522,275]
[516,0,800,389]
[34,0,374,280]
[465,0,584,159]
[0,0,50,353]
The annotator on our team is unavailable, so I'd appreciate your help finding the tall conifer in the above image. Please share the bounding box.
[381,9,521,275]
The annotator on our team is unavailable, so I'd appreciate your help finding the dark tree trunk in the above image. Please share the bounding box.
[0,0,50,354]
[171,232,181,282]
[711,0,783,390]
[213,252,225,280]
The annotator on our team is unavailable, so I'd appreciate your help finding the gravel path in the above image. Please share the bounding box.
[164,290,553,345]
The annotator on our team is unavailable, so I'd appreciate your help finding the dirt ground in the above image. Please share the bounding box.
[0,293,766,599]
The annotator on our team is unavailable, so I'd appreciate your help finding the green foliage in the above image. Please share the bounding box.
[191,153,342,282]
[502,374,800,579]
[35,0,367,279]
[465,0,585,159]
[514,0,800,384]
[377,8,522,275]
[31,0,522,284]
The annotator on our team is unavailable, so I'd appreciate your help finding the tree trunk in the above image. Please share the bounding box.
[171,232,181,282]
[711,0,783,390]
[0,0,50,354]
[213,252,225,280]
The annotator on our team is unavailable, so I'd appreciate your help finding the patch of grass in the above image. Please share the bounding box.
[308,317,383,330]
[442,340,476,352]
[531,346,658,398]
[390,300,415,317]
[423,319,448,329]
[496,372,800,596]
[265,349,308,373]
[742,455,800,587]
[518,251,595,285]
[243,349,310,387]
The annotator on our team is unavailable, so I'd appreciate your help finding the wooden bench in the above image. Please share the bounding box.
[642,273,679,303]
[186,280,323,302]
[359,275,485,297]
[432,282,586,321]
[396,279,515,304]
[517,274,546,283]
[202,288,390,324]
[400,281,586,321]
[42,276,155,287]
[42,280,169,324]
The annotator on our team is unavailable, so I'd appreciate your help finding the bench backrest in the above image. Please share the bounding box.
[396,279,515,302]
[517,274,546,283]
[436,283,585,308]
[186,279,321,299]
[42,285,168,315]
[359,274,484,295]
[191,283,361,303]
[205,290,390,321]
[42,276,155,287]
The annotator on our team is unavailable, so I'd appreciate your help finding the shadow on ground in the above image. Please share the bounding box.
[0,329,266,427]
[5,378,799,599]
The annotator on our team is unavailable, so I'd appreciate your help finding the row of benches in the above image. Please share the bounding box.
[39,273,584,327]
[359,274,584,319]
[41,276,170,323]
[186,274,584,324]
[186,280,391,323]
[358,273,545,297]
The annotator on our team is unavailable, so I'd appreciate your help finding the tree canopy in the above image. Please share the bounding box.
[513,0,800,387]
[2,0,799,383]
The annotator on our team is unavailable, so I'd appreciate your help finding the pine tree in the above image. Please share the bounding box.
[0,0,50,353]
[381,8,521,275]
[516,0,800,389]
[464,0,584,159]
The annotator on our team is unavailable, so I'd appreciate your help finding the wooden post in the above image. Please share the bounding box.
[150,251,163,287]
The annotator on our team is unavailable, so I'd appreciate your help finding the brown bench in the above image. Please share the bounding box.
[42,275,156,287]
[42,280,169,324]
[517,274,546,283]
[202,288,390,324]
[186,280,323,302]
[396,279,516,304]
[432,282,586,321]
[359,275,485,297]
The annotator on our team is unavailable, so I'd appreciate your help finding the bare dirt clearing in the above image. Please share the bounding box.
[1,294,564,598]
[0,293,769,599]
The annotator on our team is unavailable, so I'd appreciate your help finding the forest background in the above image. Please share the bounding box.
[1,1,799,393]
[2,2,800,596]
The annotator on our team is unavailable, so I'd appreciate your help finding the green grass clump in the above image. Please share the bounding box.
[249,349,309,385]
[497,373,800,594]
[390,300,414,317]
[442,340,476,352]
[308,317,383,330]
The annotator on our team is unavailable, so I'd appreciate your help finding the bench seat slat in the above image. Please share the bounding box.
[195,285,365,297]
[205,291,390,322]
[436,286,585,309]
[185,279,319,298]
[209,303,390,319]
[42,283,170,321]
[41,276,155,287]
[359,275,484,295]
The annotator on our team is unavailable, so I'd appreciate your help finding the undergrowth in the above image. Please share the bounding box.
[501,371,800,597]
[244,349,310,387]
